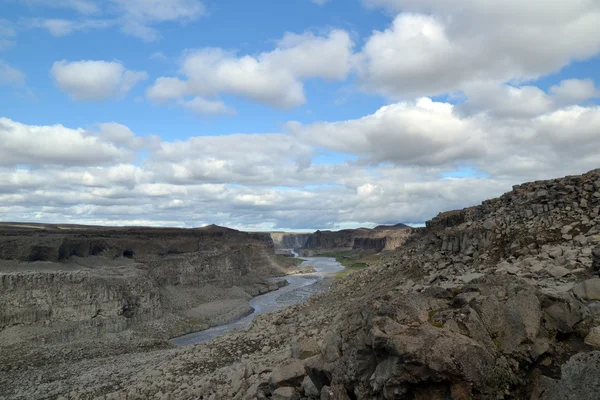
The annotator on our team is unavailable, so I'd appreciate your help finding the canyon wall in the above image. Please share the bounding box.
[0,224,281,345]
[270,232,312,250]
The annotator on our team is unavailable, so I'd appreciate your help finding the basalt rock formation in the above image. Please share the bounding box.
[3,169,600,400]
[270,233,312,251]
[0,224,285,347]
[302,224,412,253]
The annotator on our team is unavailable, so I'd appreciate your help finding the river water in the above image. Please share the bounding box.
[171,256,344,346]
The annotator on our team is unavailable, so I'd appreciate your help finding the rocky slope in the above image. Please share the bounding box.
[3,169,600,400]
[0,224,287,348]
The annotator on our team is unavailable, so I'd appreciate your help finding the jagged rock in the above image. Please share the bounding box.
[291,338,320,360]
[572,278,600,301]
[584,326,600,348]
[268,360,306,391]
[301,376,320,398]
[540,352,600,400]
[272,387,300,400]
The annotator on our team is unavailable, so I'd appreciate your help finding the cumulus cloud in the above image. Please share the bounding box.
[2,96,600,230]
[357,1,600,97]
[0,118,139,167]
[290,97,600,182]
[51,60,148,101]
[456,79,600,118]
[0,61,25,86]
[146,29,354,108]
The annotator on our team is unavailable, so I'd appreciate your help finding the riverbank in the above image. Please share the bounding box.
[171,257,344,345]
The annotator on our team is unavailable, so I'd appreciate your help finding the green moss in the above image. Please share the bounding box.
[451,287,463,298]
[430,321,444,328]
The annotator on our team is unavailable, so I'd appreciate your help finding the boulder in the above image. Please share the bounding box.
[291,338,320,360]
[301,376,320,398]
[269,360,306,392]
[547,265,570,278]
[584,326,600,348]
[272,387,300,400]
[572,278,600,301]
[541,352,600,400]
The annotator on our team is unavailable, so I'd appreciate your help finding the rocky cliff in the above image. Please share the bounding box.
[0,224,283,346]
[270,232,312,250]
[4,170,600,400]
[303,224,412,252]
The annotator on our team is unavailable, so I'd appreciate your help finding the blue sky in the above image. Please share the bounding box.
[1,0,600,230]
[1,0,389,137]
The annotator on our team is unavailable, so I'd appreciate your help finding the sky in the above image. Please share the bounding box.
[0,0,600,231]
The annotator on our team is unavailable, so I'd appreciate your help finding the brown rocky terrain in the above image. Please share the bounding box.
[3,169,600,399]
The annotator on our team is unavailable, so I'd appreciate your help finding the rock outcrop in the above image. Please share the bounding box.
[3,169,600,400]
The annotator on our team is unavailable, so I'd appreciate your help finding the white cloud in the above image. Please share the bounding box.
[0,118,137,167]
[2,97,600,229]
[150,51,169,62]
[312,0,330,6]
[20,0,101,14]
[181,97,236,116]
[111,0,205,23]
[147,29,354,109]
[290,97,600,181]
[357,1,600,97]
[115,0,205,41]
[22,0,206,41]
[550,79,599,104]
[51,60,148,101]
[29,18,114,37]
[455,79,599,119]
[0,61,25,86]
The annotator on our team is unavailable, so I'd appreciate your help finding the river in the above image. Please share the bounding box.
[171,256,344,346]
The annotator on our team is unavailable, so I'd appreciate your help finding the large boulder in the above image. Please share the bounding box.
[292,337,320,360]
[269,360,306,392]
[572,278,600,301]
[584,326,600,349]
[540,352,600,400]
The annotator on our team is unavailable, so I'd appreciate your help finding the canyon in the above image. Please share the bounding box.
[2,169,600,399]
[0,224,289,350]
[271,223,413,254]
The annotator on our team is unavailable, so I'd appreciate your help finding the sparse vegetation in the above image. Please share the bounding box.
[317,250,382,278]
